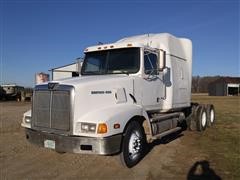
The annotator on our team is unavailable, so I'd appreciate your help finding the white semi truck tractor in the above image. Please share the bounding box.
[21,33,215,168]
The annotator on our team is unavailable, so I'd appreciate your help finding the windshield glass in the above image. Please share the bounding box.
[81,48,140,75]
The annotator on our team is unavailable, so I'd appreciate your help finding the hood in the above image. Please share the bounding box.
[61,74,135,129]
[50,74,131,89]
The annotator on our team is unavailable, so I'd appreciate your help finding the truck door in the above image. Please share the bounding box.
[141,49,165,110]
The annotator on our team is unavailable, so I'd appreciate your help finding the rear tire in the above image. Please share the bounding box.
[196,105,207,131]
[206,104,215,127]
[120,121,146,168]
[188,104,198,131]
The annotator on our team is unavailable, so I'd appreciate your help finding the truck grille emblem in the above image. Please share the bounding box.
[48,83,58,90]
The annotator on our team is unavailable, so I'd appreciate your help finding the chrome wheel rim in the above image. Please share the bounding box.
[210,109,214,123]
[202,111,207,127]
[128,130,141,160]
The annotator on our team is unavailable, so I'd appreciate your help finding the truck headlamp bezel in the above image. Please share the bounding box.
[78,122,96,133]
[25,116,31,123]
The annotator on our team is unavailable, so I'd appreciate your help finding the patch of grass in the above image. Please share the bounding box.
[192,96,240,179]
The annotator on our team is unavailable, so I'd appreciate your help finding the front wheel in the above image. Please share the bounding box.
[120,121,147,168]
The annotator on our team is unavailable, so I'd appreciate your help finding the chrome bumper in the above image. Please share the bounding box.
[25,128,122,155]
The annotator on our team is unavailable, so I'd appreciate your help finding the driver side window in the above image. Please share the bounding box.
[144,51,158,75]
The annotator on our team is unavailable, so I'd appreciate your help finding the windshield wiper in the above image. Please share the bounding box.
[82,71,103,75]
[107,70,129,75]
[120,70,129,76]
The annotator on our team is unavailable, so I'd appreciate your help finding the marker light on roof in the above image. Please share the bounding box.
[127,43,133,47]
[104,46,107,49]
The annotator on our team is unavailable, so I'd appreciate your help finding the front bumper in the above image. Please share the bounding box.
[25,128,122,155]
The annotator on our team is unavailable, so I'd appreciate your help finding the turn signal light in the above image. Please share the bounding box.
[97,123,107,134]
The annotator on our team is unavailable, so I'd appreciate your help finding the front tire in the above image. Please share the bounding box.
[120,121,146,168]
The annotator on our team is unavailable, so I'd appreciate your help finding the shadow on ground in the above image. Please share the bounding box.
[146,130,184,153]
[141,132,222,180]
[187,160,221,180]
[139,130,184,163]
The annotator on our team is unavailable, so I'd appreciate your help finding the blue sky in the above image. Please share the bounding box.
[0,0,239,87]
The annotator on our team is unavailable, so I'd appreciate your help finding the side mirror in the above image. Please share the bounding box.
[159,50,166,71]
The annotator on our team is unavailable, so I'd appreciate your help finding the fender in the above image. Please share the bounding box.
[74,104,151,137]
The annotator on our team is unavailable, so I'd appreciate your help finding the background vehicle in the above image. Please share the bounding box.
[1,84,24,101]
[0,84,33,101]
[21,33,215,168]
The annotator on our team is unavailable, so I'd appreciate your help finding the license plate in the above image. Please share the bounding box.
[44,139,55,149]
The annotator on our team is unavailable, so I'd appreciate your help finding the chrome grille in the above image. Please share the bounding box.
[33,86,72,132]
[51,91,70,130]
[33,91,51,128]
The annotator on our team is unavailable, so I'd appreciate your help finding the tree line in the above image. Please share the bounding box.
[191,76,221,93]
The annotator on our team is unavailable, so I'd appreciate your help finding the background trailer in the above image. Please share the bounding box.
[50,58,83,81]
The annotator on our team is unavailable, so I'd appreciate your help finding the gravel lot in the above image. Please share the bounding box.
[0,99,235,180]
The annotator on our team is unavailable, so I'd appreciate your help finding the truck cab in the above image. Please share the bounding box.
[22,33,214,168]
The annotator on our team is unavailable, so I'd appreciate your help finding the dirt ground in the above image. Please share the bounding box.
[0,96,239,180]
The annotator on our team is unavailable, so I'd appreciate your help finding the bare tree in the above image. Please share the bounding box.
[192,76,200,93]
[192,76,221,93]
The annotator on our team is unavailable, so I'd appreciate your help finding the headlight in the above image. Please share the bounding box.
[25,116,31,123]
[76,122,96,133]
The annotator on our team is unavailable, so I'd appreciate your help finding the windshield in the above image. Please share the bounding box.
[81,48,140,75]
